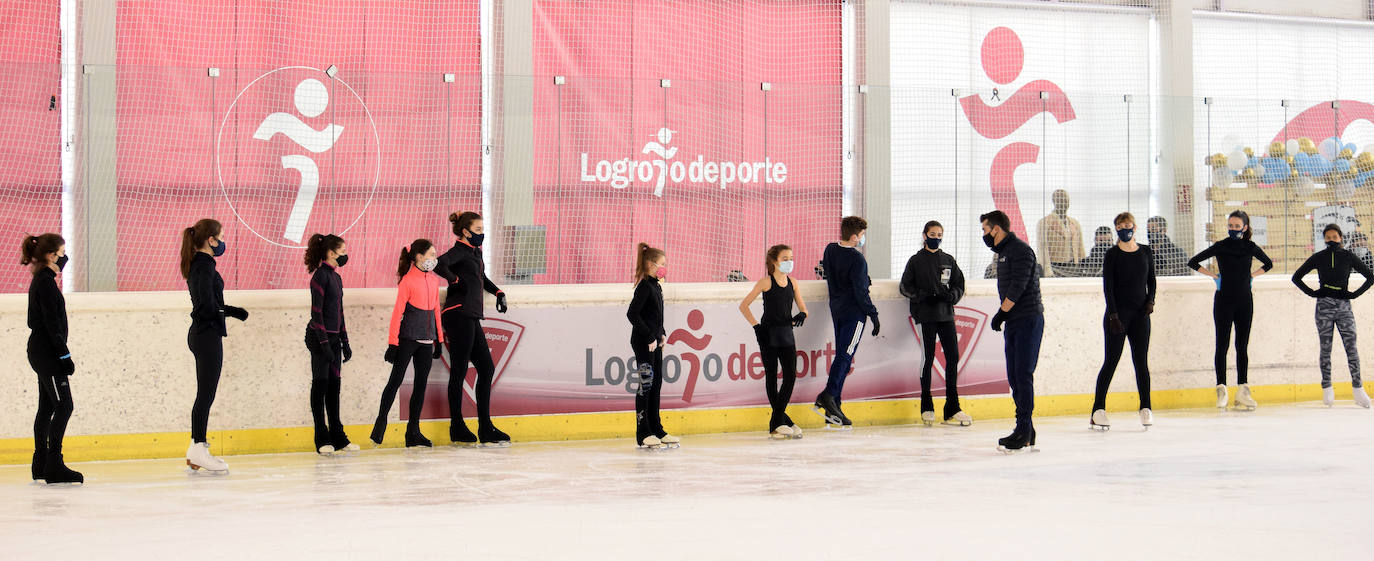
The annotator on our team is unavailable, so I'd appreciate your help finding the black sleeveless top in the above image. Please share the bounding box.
[760,274,795,347]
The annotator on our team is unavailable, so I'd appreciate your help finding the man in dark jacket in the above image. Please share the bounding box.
[899,220,971,426]
[982,210,1043,452]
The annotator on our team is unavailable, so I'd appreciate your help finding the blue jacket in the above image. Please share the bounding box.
[993,233,1043,320]
[822,242,878,319]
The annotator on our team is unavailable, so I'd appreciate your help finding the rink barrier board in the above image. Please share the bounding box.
[0,381,1349,465]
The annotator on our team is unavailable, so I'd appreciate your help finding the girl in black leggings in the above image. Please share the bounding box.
[627,243,677,448]
[738,244,809,438]
[181,219,247,473]
[23,233,82,484]
[372,239,444,448]
[435,212,510,446]
[304,233,356,455]
[1188,210,1273,410]
[1090,212,1156,430]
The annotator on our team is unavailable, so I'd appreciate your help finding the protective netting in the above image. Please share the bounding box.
[112,1,482,290]
[1193,13,1374,275]
[524,0,843,284]
[0,1,62,293]
[889,0,1156,280]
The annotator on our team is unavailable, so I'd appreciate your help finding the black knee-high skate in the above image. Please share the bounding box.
[43,452,83,485]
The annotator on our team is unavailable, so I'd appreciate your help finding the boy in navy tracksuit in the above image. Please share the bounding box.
[981,210,1044,451]
[816,216,880,428]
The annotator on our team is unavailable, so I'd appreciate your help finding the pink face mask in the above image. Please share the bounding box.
[655,266,667,280]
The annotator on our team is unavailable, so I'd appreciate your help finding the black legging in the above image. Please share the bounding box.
[308,333,349,449]
[760,343,797,431]
[373,339,433,440]
[918,321,962,417]
[631,340,665,440]
[442,313,497,426]
[29,345,73,455]
[188,328,223,443]
[1092,313,1152,411]
[1214,296,1253,385]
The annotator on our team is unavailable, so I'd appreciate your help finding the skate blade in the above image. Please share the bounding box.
[824,424,852,431]
[921,420,935,427]
[42,480,84,486]
[941,420,972,427]
[449,441,479,448]
[478,441,512,448]
[1230,405,1257,412]
[997,445,1039,455]
[769,433,791,440]
[811,406,843,425]
[185,461,229,475]
[1089,424,1110,432]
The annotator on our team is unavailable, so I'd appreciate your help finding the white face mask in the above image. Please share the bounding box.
[778,260,795,275]
[857,234,866,248]
[419,258,438,272]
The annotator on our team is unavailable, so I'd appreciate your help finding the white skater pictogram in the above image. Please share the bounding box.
[251,78,344,243]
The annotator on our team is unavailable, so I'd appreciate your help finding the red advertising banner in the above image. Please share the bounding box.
[399,295,1010,420]
[0,2,61,293]
[531,0,843,284]
[115,1,481,291]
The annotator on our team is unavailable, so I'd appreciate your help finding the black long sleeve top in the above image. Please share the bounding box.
[1102,245,1156,321]
[899,249,965,324]
[27,267,70,358]
[822,242,879,319]
[435,240,503,320]
[187,252,227,337]
[1292,245,1374,299]
[627,276,665,344]
[1187,237,1273,300]
[308,263,347,344]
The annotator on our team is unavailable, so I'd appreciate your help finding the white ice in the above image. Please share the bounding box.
[2,403,1369,561]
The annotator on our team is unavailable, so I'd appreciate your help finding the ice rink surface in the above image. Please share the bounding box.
[3,402,1370,561]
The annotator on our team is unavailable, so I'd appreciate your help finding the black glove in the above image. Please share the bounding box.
[991,310,1008,332]
[60,356,75,376]
[433,343,444,359]
[753,324,768,346]
[384,344,398,364]
[495,292,508,314]
[1143,301,1155,315]
[341,340,353,363]
[223,305,249,321]
[869,314,881,337]
[317,340,336,363]
[1108,313,1126,334]
[791,312,807,327]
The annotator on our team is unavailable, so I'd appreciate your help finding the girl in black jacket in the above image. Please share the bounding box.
[899,221,970,427]
[23,233,82,484]
[1090,213,1156,430]
[180,219,247,473]
[628,243,676,449]
[304,233,356,455]
[1187,210,1273,411]
[435,212,510,446]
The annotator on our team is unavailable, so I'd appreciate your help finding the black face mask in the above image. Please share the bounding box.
[335,254,349,268]
[982,233,996,248]
[1327,241,1343,250]
[55,254,68,271]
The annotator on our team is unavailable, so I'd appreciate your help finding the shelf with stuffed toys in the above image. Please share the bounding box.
[1204,138,1374,274]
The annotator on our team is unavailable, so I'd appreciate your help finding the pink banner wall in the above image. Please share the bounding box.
[0,2,61,293]
[531,0,843,284]
[115,1,481,291]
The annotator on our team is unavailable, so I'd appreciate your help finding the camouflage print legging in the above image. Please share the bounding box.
[1316,297,1362,388]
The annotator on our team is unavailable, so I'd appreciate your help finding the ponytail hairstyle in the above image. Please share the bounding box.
[449,211,482,238]
[20,233,65,272]
[765,244,791,276]
[633,242,665,282]
[1228,209,1253,241]
[304,233,346,273]
[397,239,434,282]
[179,218,223,279]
